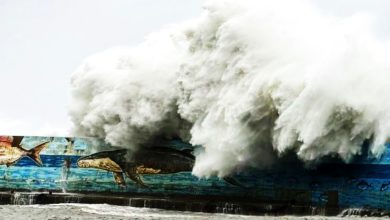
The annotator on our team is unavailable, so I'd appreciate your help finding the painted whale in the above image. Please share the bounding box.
[77,147,244,187]
[0,136,49,166]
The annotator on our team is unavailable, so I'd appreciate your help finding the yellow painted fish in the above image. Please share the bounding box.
[77,147,245,188]
[0,136,49,167]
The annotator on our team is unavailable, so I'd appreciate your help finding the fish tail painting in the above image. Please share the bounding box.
[25,141,50,166]
[0,136,49,167]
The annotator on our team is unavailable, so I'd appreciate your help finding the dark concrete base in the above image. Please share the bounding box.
[0,191,344,216]
[1,191,389,218]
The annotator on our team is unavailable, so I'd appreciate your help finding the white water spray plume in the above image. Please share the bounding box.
[69,0,390,178]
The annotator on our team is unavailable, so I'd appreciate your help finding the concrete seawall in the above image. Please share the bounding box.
[3,191,390,217]
[0,191,342,216]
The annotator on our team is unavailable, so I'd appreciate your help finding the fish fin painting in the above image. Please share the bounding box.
[124,170,148,188]
[113,172,126,186]
[11,136,23,147]
[6,160,18,167]
[26,141,50,166]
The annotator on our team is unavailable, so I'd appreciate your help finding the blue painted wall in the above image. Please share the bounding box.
[2,136,390,209]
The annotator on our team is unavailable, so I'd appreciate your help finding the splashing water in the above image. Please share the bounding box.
[69,0,390,178]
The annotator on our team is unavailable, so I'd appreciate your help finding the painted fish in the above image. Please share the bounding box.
[0,136,49,166]
[77,147,245,188]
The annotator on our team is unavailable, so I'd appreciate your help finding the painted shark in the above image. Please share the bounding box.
[77,147,244,187]
[0,136,49,166]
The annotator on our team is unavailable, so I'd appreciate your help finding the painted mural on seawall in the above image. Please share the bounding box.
[2,135,390,210]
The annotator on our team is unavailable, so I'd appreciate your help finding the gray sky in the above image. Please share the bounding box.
[0,0,202,135]
[0,0,389,136]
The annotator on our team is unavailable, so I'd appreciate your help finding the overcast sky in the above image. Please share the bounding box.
[0,0,389,136]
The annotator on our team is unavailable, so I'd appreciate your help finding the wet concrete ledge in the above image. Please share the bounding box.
[12,191,390,217]
[0,190,344,216]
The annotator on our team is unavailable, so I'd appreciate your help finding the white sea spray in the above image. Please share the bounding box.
[70,0,390,178]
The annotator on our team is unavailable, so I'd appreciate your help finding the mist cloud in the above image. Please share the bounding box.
[70,0,390,178]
